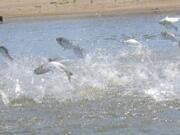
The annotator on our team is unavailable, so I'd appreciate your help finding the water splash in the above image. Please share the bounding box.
[0,43,179,105]
[0,90,9,105]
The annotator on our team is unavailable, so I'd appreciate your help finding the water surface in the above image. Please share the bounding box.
[0,14,180,135]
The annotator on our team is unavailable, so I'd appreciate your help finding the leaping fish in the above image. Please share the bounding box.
[122,39,142,46]
[161,31,180,47]
[0,46,13,62]
[34,60,73,82]
[159,16,179,31]
[56,37,84,58]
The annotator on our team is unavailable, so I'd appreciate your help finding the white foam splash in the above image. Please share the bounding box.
[0,90,9,105]
[0,44,179,104]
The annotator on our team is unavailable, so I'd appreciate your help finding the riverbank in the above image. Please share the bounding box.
[0,0,180,20]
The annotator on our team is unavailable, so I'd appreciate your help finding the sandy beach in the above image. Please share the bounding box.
[0,0,180,19]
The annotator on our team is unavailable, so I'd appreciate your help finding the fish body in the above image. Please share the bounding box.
[161,31,180,47]
[159,16,179,31]
[56,37,84,58]
[122,39,142,46]
[160,16,179,23]
[56,37,73,50]
[34,61,73,82]
[161,31,177,42]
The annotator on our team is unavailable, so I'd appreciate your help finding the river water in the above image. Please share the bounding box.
[0,13,180,135]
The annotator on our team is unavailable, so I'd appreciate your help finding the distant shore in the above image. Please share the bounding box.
[1,0,180,20]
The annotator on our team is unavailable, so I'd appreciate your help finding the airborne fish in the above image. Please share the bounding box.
[0,46,13,62]
[161,31,177,42]
[56,37,84,58]
[159,16,179,31]
[34,60,73,82]
[122,39,142,46]
[161,31,180,47]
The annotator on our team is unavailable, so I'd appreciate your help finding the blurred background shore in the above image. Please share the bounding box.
[0,0,180,19]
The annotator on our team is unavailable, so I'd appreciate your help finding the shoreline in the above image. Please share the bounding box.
[1,0,180,21]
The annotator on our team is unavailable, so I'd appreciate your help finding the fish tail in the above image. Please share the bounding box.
[7,54,13,61]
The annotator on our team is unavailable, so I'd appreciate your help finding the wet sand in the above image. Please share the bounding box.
[0,0,180,19]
